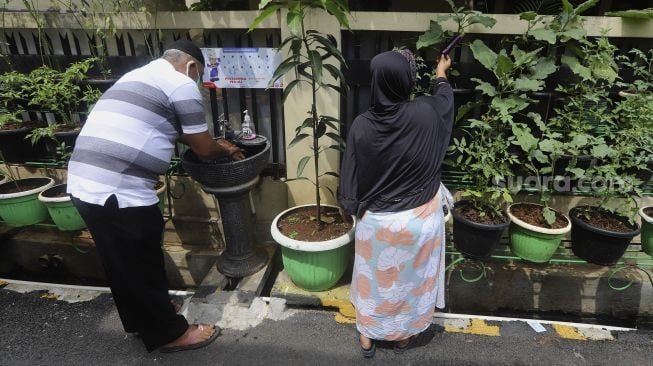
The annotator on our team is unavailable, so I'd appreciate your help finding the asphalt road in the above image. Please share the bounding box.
[1,288,652,366]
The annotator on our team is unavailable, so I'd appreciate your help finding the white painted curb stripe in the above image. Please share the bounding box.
[433,312,635,332]
[0,278,194,296]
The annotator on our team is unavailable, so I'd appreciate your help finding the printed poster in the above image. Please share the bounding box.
[200,48,283,89]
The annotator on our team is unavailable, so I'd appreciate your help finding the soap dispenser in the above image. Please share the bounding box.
[241,109,256,140]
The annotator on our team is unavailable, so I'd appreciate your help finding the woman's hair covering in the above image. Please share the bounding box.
[396,48,417,88]
[165,40,205,66]
[366,51,413,119]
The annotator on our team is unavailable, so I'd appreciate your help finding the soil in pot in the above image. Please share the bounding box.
[454,204,508,225]
[573,208,634,233]
[277,206,353,242]
[41,184,69,198]
[569,206,640,266]
[510,203,568,229]
[0,180,49,194]
[452,201,510,259]
[645,207,653,218]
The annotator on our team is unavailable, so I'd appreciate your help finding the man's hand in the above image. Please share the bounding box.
[179,131,245,161]
[216,139,245,161]
[436,54,452,79]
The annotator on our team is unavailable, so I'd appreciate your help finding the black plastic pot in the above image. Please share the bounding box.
[569,206,640,266]
[44,130,80,159]
[452,200,510,259]
[0,126,48,163]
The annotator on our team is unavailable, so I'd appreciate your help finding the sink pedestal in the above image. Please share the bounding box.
[202,177,268,278]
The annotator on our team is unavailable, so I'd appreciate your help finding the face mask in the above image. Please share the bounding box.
[186,61,202,87]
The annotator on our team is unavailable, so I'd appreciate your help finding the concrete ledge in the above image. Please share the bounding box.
[0,225,218,288]
[268,247,653,323]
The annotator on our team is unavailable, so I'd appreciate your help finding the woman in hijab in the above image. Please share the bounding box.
[338,50,453,358]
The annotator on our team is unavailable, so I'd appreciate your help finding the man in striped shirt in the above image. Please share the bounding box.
[68,40,241,353]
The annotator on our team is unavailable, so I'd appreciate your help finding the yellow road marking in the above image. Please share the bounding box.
[40,293,58,300]
[334,313,356,324]
[552,324,587,340]
[445,318,501,337]
[0,280,7,288]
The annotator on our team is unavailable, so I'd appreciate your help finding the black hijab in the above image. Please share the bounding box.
[338,50,454,217]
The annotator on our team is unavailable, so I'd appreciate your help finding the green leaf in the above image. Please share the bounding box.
[328,144,345,152]
[248,4,282,32]
[543,207,557,226]
[568,167,585,178]
[325,132,345,146]
[469,40,497,72]
[512,124,539,153]
[297,156,311,177]
[269,59,299,87]
[574,0,600,15]
[309,50,323,85]
[287,4,302,36]
[416,20,445,50]
[323,0,350,29]
[473,80,497,97]
[605,9,653,19]
[315,119,327,138]
[529,28,556,44]
[467,14,497,29]
[283,79,302,102]
[258,0,272,10]
[561,54,592,80]
[321,172,339,178]
[519,11,537,21]
[559,28,586,41]
[592,143,612,158]
[323,63,346,83]
[288,133,310,149]
[496,54,514,77]
[530,57,557,80]
[514,77,543,92]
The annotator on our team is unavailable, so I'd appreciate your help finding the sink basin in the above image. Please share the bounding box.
[181,139,271,189]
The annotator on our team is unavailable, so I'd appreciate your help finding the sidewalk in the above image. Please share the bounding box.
[1,283,652,366]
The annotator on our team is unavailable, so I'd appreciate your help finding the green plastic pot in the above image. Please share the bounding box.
[271,204,355,292]
[508,204,571,263]
[640,207,653,257]
[0,177,54,227]
[38,184,86,231]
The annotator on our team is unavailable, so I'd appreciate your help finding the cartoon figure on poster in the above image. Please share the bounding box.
[206,49,221,82]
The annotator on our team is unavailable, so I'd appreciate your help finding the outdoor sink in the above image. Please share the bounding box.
[181,138,270,190]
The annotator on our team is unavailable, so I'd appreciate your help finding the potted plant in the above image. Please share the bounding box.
[0,71,48,163]
[0,171,55,227]
[450,38,546,259]
[251,0,355,291]
[568,154,641,266]
[25,58,102,162]
[508,114,572,262]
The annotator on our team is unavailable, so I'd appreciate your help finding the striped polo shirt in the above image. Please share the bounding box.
[67,58,208,208]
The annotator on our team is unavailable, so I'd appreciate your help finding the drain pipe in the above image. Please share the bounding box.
[0,278,195,297]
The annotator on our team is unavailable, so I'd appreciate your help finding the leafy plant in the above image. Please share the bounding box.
[548,36,618,162]
[249,0,350,231]
[25,58,100,128]
[605,9,653,19]
[450,38,556,221]
[0,70,30,112]
[415,0,496,51]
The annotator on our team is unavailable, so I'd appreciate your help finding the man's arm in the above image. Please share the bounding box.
[179,131,245,161]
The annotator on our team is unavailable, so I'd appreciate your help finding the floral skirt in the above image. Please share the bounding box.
[351,192,446,341]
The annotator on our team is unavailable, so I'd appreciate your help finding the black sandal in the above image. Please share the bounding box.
[393,336,414,354]
[359,334,376,358]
